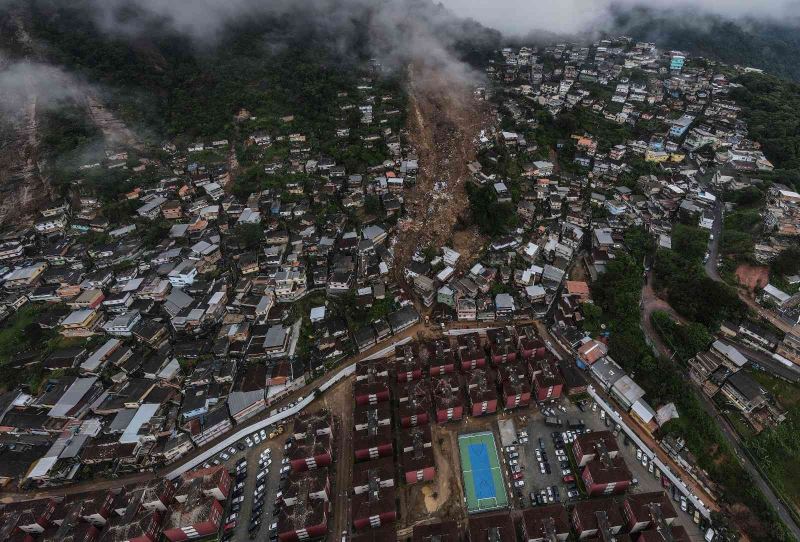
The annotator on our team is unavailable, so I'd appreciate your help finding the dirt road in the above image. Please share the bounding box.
[327,377,354,542]
[640,276,800,539]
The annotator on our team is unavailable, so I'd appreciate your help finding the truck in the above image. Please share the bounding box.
[568,419,585,430]
[545,416,562,427]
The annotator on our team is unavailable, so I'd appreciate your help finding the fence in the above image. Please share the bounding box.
[587,385,712,521]
[165,363,356,480]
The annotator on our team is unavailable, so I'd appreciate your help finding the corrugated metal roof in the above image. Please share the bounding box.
[49,377,98,418]
[120,403,160,444]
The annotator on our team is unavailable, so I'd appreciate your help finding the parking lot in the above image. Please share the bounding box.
[497,395,703,537]
[194,424,290,542]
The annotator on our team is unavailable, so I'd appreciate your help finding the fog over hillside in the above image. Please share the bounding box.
[438,0,800,36]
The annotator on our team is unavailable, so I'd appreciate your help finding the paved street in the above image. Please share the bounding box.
[640,242,800,539]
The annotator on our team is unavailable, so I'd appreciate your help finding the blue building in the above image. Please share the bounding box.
[669,114,695,139]
[670,54,685,71]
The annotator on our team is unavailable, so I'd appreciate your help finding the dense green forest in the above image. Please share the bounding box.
[730,72,800,190]
[653,225,745,328]
[19,0,373,142]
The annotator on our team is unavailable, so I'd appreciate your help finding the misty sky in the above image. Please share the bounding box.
[437,0,800,35]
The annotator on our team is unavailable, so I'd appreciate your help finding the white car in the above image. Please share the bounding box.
[260,430,268,440]
[509,459,518,466]
[518,431,528,438]
[245,437,254,447]
[519,437,529,444]
[220,453,230,461]
[539,465,546,474]
[281,457,290,465]
[270,522,278,531]
[280,465,291,474]
[228,447,237,455]
[513,480,525,487]
[636,449,642,461]
[253,434,262,444]
[232,495,245,504]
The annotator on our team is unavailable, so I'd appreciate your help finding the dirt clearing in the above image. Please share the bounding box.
[735,264,769,290]
[392,60,492,285]
[399,424,466,530]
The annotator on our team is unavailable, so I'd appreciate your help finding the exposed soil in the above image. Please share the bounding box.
[398,423,466,531]
[735,264,770,291]
[323,376,354,542]
[85,94,143,151]
[392,61,492,286]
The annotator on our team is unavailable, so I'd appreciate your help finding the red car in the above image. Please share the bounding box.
[562,474,575,483]
[513,472,524,480]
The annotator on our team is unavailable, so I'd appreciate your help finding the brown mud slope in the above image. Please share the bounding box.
[735,263,769,291]
[0,15,53,226]
[393,61,491,286]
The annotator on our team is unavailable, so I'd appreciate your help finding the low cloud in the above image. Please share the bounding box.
[0,58,89,117]
[436,0,800,36]
[84,0,489,84]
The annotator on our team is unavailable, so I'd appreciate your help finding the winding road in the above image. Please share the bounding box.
[639,193,800,540]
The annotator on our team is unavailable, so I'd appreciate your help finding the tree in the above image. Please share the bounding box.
[234,223,264,250]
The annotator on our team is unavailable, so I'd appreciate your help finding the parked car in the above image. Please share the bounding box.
[562,475,575,483]
[514,480,525,487]
[567,489,579,499]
